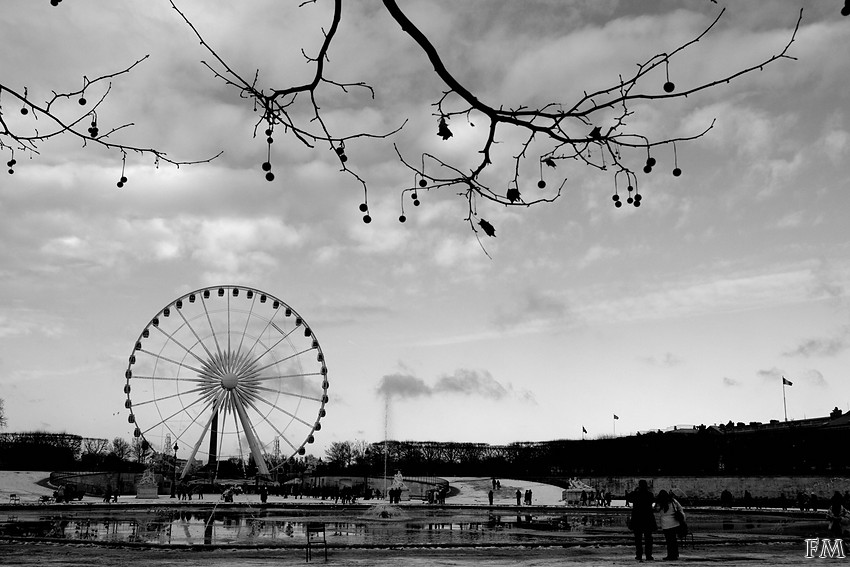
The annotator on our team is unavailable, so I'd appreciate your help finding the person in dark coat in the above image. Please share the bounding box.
[626,479,657,561]
[828,491,849,537]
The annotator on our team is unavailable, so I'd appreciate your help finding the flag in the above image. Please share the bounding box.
[582,426,587,434]
[783,377,793,386]
[613,414,619,420]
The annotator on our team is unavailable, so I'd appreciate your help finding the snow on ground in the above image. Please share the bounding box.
[442,476,565,506]
[0,471,56,502]
[0,470,571,506]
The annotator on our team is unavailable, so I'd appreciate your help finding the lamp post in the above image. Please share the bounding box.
[170,442,179,498]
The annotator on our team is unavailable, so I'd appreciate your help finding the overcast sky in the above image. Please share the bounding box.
[1,0,849,461]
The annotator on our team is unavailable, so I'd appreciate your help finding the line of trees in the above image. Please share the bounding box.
[324,440,369,470]
[0,431,146,472]
[319,423,850,480]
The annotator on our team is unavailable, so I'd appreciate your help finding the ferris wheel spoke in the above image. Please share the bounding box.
[141,392,211,436]
[247,384,323,403]
[227,392,247,467]
[227,292,231,355]
[231,392,270,477]
[239,326,299,373]
[278,432,299,452]
[217,398,232,469]
[132,385,210,408]
[200,293,224,360]
[232,349,256,378]
[236,293,257,356]
[137,349,208,377]
[197,367,223,383]
[241,371,324,384]
[238,393,308,467]
[246,347,317,379]
[151,324,209,368]
[174,307,216,361]
[238,392,299,453]
[133,374,208,384]
[238,307,283,371]
[180,394,222,479]
[250,392,315,429]
[173,396,218,446]
[236,391,281,458]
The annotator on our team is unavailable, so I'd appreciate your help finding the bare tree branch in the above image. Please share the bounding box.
[0,55,220,183]
[381,0,803,229]
[166,0,801,238]
[4,1,807,241]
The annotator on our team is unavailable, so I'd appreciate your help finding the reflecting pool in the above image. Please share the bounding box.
[0,505,826,547]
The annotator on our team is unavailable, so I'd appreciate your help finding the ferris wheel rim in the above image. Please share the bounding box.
[123,284,328,476]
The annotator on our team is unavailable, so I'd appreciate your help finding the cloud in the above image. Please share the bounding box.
[809,259,848,302]
[577,245,620,269]
[17,208,308,285]
[783,327,850,357]
[432,237,485,268]
[773,211,804,229]
[308,299,396,328]
[493,288,571,329]
[800,369,828,388]
[822,128,850,166]
[722,377,741,387]
[0,308,68,339]
[640,352,684,368]
[756,367,785,382]
[757,367,828,388]
[578,263,830,325]
[191,217,305,279]
[376,373,431,399]
[375,368,535,403]
[349,215,409,255]
[434,369,509,399]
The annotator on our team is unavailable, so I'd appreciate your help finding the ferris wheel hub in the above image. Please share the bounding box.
[221,371,239,390]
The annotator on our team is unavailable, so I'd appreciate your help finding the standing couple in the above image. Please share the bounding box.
[627,479,686,561]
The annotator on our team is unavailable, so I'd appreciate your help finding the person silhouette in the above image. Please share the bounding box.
[627,480,657,562]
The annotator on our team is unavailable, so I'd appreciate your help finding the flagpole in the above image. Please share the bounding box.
[782,379,788,422]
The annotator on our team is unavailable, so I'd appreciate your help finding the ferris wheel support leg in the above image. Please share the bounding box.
[181,400,218,480]
[233,395,271,478]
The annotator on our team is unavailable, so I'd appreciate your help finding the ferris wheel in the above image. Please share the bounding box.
[123,285,328,479]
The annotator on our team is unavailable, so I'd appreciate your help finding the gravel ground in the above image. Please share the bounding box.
[0,540,816,566]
